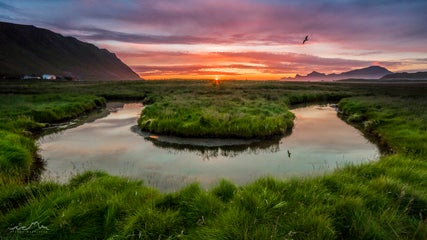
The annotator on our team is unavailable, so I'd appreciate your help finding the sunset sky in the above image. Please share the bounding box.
[1,0,426,80]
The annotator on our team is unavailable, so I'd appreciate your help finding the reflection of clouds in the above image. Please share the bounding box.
[42,143,130,159]
[107,103,143,119]
[40,103,380,192]
[39,103,143,156]
[289,105,376,151]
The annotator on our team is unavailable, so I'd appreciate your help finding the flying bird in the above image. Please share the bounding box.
[302,35,309,44]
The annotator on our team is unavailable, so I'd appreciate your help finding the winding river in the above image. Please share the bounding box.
[37,103,379,192]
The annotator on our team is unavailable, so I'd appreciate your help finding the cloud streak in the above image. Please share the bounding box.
[1,0,427,79]
[125,51,399,79]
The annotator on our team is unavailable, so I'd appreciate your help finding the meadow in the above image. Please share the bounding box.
[0,79,427,239]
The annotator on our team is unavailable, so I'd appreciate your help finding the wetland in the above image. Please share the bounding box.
[38,102,378,191]
[1,80,427,239]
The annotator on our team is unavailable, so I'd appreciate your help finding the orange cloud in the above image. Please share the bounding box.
[5,0,427,79]
[119,51,384,80]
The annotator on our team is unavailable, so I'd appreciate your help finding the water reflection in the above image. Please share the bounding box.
[38,103,379,192]
[132,126,283,160]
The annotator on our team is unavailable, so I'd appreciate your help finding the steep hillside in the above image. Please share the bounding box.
[0,22,140,80]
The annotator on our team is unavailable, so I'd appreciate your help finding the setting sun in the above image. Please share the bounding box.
[2,1,424,80]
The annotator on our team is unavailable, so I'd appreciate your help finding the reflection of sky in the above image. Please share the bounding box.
[38,104,379,192]
[289,106,372,150]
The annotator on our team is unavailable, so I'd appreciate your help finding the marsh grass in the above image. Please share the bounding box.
[0,94,105,184]
[139,95,294,138]
[1,80,427,239]
[137,80,349,139]
[339,96,427,156]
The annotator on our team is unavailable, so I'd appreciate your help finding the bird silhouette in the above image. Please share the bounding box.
[302,35,309,44]
[287,150,291,158]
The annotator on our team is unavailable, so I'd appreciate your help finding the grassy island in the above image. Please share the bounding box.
[138,95,294,138]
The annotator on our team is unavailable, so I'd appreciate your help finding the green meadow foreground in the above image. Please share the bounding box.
[1,80,427,239]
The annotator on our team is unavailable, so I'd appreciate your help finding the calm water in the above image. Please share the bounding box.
[38,103,379,192]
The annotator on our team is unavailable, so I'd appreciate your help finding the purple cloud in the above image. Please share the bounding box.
[1,0,426,78]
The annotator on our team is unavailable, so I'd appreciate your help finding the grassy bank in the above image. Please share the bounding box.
[339,96,427,156]
[0,80,427,239]
[0,94,105,184]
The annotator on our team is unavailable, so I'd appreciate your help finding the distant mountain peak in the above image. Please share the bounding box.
[341,66,392,76]
[282,65,392,81]
[0,21,141,80]
[307,71,326,77]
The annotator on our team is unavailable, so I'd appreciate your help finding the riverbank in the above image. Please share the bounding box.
[0,94,105,184]
[1,80,427,239]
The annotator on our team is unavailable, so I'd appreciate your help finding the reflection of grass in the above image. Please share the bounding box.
[1,80,427,238]
[146,135,281,160]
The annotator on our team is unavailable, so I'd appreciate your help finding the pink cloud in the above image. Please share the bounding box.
[123,51,396,79]
[4,0,426,78]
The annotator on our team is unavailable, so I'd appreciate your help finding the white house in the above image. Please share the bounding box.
[42,74,56,80]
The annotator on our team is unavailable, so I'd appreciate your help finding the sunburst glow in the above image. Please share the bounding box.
[2,0,426,80]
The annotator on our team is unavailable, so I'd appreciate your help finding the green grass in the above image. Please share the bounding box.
[139,95,294,138]
[0,94,105,184]
[0,130,34,181]
[339,96,427,155]
[136,80,348,138]
[0,80,427,239]
[0,94,105,123]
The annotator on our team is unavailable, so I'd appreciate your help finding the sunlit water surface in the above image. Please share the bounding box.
[38,103,379,192]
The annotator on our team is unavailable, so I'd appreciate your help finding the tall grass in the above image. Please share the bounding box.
[0,131,33,169]
[1,80,427,239]
[0,94,105,123]
[136,80,349,139]
[339,96,427,156]
[0,94,106,184]
[139,95,294,138]
[2,166,426,239]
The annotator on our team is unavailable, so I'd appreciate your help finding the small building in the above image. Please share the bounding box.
[42,74,56,80]
[23,75,41,80]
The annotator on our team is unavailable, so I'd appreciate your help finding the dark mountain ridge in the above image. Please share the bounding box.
[0,21,140,80]
[283,66,392,81]
[381,71,427,80]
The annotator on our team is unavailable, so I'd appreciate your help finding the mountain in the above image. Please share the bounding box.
[0,22,141,80]
[381,72,427,80]
[283,66,392,81]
